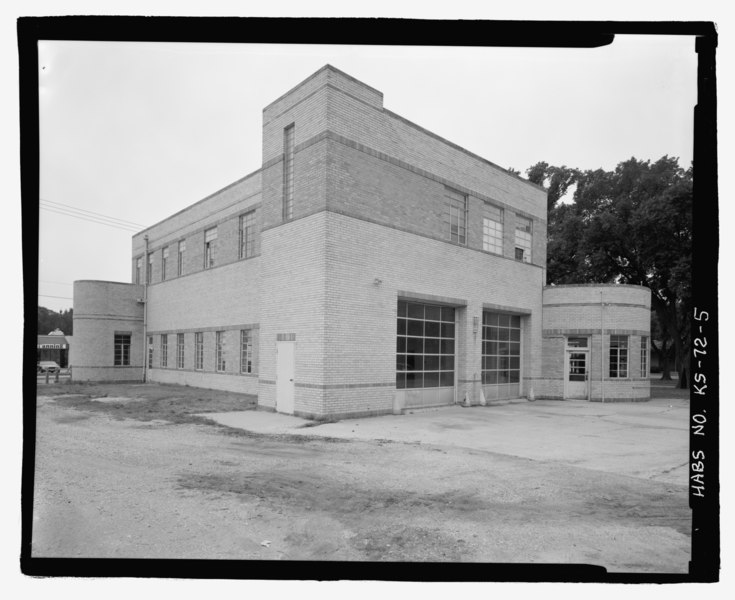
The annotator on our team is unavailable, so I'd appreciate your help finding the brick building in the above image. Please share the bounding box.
[73,65,651,417]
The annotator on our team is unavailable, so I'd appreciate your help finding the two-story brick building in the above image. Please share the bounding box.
[73,65,651,418]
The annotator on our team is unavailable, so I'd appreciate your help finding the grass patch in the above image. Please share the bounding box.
[42,382,256,425]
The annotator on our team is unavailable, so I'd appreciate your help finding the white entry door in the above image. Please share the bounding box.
[276,340,295,414]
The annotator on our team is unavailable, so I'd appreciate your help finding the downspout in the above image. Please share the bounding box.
[600,290,605,403]
[143,234,149,383]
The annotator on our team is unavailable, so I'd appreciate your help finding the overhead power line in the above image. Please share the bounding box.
[40,199,147,228]
[40,204,142,233]
[39,294,73,300]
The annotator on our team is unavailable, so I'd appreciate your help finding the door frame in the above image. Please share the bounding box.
[276,340,296,414]
[563,337,590,400]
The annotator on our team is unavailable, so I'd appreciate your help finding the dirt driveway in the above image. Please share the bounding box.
[31,383,691,573]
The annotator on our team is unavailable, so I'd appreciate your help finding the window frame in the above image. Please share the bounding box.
[162,246,169,280]
[204,227,218,269]
[147,335,154,369]
[283,124,295,221]
[482,203,504,255]
[195,332,204,370]
[177,239,186,276]
[176,333,185,369]
[215,331,226,372]
[240,329,253,374]
[147,252,154,284]
[514,215,533,263]
[135,257,142,284]
[640,335,649,377]
[609,335,629,378]
[114,333,131,366]
[444,187,467,245]
[239,210,258,260]
[160,334,168,368]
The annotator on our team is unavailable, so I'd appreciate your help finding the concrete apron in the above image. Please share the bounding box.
[199,397,689,485]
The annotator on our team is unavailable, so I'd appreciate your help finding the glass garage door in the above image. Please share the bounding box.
[482,312,522,400]
[396,301,455,408]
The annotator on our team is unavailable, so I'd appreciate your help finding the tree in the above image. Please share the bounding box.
[38,306,73,335]
[529,156,692,388]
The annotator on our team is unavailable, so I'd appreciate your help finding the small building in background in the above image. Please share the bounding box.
[37,328,70,368]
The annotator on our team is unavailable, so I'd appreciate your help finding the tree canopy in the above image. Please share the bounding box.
[527,156,692,386]
[38,306,73,336]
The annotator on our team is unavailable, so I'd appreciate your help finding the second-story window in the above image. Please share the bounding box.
[445,188,467,245]
[483,203,504,255]
[239,210,258,259]
[204,227,218,269]
[162,246,169,280]
[283,124,295,220]
[177,240,186,276]
[514,215,532,263]
[135,257,142,284]
[147,252,153,283]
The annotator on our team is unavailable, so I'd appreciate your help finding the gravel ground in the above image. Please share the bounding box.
[31,388,690,572]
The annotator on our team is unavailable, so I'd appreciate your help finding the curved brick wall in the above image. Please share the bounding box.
[72,281,145,382]
[537,284,651,401]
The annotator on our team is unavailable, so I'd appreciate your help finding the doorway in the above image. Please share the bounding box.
[564,336,589,399]
[276,340,295,414]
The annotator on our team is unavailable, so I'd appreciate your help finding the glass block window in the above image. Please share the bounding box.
[514,215,532,263]
[482,312,521,385]
[204,227,217,269]
[239,210,258,259]
[216,331,225,372]
[283,124,295,220]
[640,335,648,377]
[483,203,504,255]
[396,301,455,389]
[114,333,131,366]
[444,188,467,245]
[609,335,628,378]
[177,240,186,276]
[162,246,169,280]
[147,336,153,369]
[195,332,204,370]
[240,330,253,374]
[176,333,185,369]
[160,334,168,368]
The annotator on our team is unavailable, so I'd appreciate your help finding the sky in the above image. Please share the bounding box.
[36,36,697,314]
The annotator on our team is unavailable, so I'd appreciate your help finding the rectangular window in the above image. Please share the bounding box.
[147,336,153,369]
[177,240,186,276]
[239,210,258,259]
[160,334,168,368]
[114,334,131,366]
[283,124,295,220]
[204,227,217,269]
[240,330,253,374]
[176,333,185,369]
[445,188,467,245]
[147,252,154,283]
[216,331,226,372]
[483,204,504,255]
[195,332,204,370]
[640,336,649,377]
[135,257,142,284]
[482,312,522,388]
[609,335,628,378]
[162,246,169,280]
[514,215,532,262]
[396,301,455,390]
